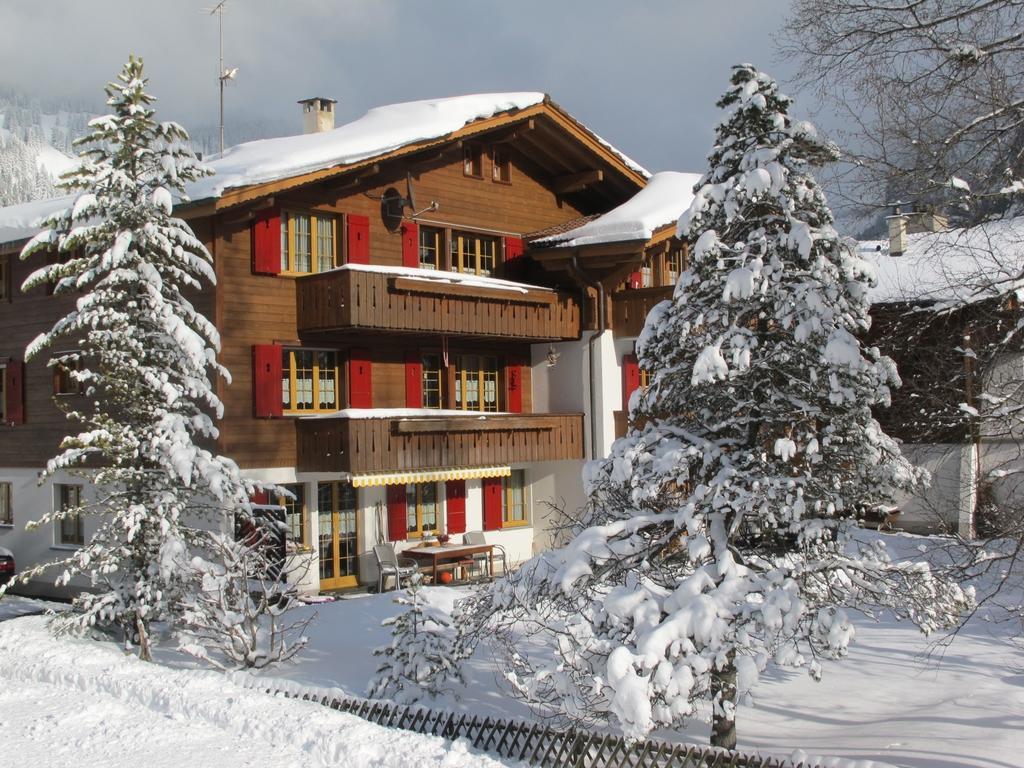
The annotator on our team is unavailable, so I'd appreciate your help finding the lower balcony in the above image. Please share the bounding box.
[296,411,585,474]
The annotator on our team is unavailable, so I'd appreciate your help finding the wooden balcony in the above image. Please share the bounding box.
[297,268,581,341]
[296,412,585,474]
[611,286,672,338]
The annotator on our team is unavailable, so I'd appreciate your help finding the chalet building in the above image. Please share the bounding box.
[534,176,1024,539]
[0,92,650,594]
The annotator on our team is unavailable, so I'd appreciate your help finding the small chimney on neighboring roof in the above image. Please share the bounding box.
[885,202,947,256]
[299,97,337,134]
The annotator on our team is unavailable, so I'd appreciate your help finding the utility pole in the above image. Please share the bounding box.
[208,0,237,156]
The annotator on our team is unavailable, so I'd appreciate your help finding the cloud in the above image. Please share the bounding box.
[0,0,797,175]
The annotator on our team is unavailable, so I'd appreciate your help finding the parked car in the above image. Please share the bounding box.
[0,547,14,586]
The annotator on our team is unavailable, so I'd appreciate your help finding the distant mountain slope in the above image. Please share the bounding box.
[0,88,291,207]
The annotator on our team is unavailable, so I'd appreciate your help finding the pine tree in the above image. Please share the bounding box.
[457,65,973,748]
[368,572,461,705]
[9,56,257,659]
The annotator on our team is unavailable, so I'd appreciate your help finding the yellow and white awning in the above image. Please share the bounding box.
[350,465,511,488]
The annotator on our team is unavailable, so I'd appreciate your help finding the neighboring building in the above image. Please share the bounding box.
[0,92,649,595]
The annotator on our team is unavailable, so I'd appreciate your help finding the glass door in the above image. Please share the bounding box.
[317,481,359,590]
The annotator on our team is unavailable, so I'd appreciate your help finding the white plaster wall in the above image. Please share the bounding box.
[893,444,967,533]
[528,459,587,553]
[0,467,101,598]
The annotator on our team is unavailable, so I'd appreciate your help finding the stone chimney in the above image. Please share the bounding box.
[298,97,337,134]
[886,206,947,256]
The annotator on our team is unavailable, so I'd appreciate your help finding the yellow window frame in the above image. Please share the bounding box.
[452,231,498,276]
[406,482,440,539]
[281,210,337,275]
[502,469,528,527]
[283,348,339,414]
[454,354,499,412]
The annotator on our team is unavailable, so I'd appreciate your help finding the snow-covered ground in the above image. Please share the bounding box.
[0,533,1020,768]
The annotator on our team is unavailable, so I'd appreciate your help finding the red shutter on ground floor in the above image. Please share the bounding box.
[404,350,422,408]
[252,345,283,418]
[251,207,281,275]
[349,348,372,408]
[347,214,370,264]
[4,360,24,425]
[386,484,407,542]
[503,236,525,281]
[401,221,419,268]
[504,355,524,413]
[483,477,503,531]
[622,353,640,413]
[445,480,466,534]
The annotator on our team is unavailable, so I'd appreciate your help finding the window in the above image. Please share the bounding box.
[419,226,443,270]
[492,147,511,183]
[640,256,654,288]
[454,355,498,412]
[0,482,11,526]
[451,231,498,276]
[282,349,339,413]
[406,482,439,538]
[279,210,336,274]
[279,483,306,545]
[53,352,84,396]
[666,246,685,285]
[0,364,5,423]
[502,470,527,527]
[421,353,443,409]
[639,367,652,391]
[56,483,84,546]
[463,144,483,178]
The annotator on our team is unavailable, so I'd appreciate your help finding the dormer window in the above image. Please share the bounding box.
[492,147,511,184]
[463,144,483,178]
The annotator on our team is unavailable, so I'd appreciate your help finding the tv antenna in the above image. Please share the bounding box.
[207,0,238,156]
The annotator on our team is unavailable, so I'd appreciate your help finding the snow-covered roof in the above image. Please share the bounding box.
[535,171,701,248]
[859,216,1024,307]
[0,194,75,246]
[188,93,547,201]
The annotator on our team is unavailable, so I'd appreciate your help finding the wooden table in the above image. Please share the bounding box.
[404,543,493,583]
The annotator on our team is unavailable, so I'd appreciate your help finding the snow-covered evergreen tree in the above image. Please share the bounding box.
[368,572,461,705]
[456,65,972,748]
[8,56,261,659]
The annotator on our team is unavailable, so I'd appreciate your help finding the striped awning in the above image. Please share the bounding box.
[350,465,511,488]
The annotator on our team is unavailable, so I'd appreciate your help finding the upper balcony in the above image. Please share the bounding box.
[297,266,581,341]
[611,286,672,338]
[295,411,585,474]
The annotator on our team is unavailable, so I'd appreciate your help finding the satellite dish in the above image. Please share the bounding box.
[404,172,417,212]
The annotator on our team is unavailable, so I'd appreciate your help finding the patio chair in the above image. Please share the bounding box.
[462,531,508,577]
[373,543,418,592]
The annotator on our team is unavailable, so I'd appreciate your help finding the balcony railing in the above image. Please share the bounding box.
[611,286,672,338]
[297,268,581,340]
[296,412,585,474]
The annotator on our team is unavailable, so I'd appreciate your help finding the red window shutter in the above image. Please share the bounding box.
[628,271,642,289]
[445,480,467,534]
[347,214,370,264]
[251,207,281,275]
[349,348,372,408]
[252,344,283,418]
[250,490,270,505]
[622,353,640,412]
[401,221,419,269]
[483,477,503,531]
[386,484,407,542]
[4,360,24,425]
[505,356,524,413]
[405,350,422,408]
[503,236,525,281]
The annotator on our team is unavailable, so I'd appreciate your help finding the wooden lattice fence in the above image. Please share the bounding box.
[254,683,812,768]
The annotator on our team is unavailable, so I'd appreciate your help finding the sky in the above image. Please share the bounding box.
[0,0,800,176]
